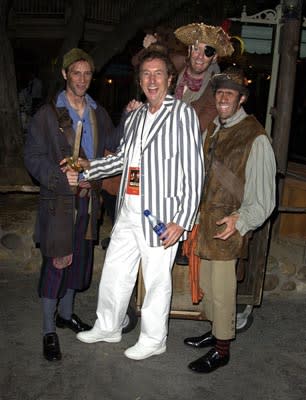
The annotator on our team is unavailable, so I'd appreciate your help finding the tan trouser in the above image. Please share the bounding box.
[200,259,237,340]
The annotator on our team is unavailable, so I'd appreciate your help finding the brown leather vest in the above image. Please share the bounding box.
[196,115,266,260]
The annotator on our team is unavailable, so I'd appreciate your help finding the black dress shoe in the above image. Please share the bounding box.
[43,333,62,362]
[184,331,216,348]
[56,313,92,333]
[188,348,229,373]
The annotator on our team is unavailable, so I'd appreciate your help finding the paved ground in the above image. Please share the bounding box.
[1,255,306,400]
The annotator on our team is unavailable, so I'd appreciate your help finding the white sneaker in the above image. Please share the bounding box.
[76,325,121,344]
[124,342,166,360]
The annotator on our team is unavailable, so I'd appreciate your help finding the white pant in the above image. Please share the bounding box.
[95,205,178,347]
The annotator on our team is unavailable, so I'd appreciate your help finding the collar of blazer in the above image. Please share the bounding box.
[128,95,176,153]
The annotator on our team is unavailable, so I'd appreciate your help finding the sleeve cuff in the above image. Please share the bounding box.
[235,217,248,236]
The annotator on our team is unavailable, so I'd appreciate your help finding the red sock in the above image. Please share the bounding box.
[215,339,230,356]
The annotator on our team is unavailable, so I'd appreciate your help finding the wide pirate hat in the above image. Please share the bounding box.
[174,23,234,58]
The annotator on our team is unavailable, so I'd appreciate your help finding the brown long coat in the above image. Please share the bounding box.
[24,101,118,257]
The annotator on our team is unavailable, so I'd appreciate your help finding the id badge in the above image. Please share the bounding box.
[126,167,140,195]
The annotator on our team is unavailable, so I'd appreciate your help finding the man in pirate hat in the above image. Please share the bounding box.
[173,22,234,132]
[140,22,234,133]
[171,22,234,265]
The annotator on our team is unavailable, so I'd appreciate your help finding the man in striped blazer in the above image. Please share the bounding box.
[73,49,204,360]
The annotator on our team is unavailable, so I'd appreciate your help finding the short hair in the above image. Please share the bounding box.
[136,49,177,91]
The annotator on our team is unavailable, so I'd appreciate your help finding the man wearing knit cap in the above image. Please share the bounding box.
[184,66,276,373]
[24,48,121,362]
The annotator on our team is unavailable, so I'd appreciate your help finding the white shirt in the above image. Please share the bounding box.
[124,108,161,214]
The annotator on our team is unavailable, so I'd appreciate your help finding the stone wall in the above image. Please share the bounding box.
[0,194,106,275]
[0,194,40,269]
[265,238,306,295]
[1,193,306,297]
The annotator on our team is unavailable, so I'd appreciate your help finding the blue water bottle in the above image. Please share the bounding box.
[144,209,167,237]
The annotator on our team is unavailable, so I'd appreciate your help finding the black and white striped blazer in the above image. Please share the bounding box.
[86,95,204,246]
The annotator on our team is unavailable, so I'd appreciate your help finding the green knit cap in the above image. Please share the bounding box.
[62,48,95,71]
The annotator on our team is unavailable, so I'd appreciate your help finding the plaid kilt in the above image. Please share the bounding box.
[38,196,94,299]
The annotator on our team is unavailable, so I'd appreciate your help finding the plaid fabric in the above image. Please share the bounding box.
[38,197,94,299]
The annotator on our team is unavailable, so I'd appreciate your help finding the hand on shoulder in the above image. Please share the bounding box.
[143,34,157,48]
[125,99,143,113]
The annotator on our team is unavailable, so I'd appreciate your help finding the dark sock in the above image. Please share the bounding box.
[42,297,57,334]
[215,339,230,357]
[58,289,75,320]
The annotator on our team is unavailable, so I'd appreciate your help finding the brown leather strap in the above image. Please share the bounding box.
[51,102,101,190]
[205,128,244,204]
[211,159,244,203]
[89,107,98,156]
[51,102,87,159]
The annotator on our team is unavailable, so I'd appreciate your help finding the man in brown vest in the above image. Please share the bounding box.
[184,67,276,373]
